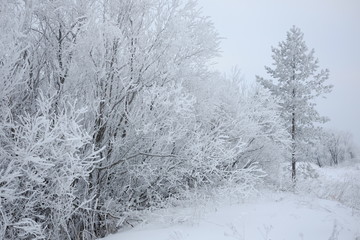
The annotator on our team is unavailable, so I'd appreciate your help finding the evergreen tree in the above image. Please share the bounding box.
[257,26,332,182]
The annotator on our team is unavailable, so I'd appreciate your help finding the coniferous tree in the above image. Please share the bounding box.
[257,26,332,182]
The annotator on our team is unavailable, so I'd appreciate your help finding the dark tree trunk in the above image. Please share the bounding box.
[291,87,296,183]
[291,112,296,183]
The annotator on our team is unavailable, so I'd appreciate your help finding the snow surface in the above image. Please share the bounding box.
[100,191,360,240]
[290,162,360,210]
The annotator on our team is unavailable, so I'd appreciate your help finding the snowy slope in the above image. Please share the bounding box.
[100,191,360,240]
[291,162,360,210]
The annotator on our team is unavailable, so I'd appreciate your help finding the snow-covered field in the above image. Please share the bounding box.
[292,162,360,210]
[100,163,360,240]
[101,191,360,240]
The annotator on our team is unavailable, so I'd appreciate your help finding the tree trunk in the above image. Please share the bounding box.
[291,88,296,183]
[291,112,296,183]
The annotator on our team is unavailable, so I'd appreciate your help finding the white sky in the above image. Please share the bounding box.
[197,0,360,145]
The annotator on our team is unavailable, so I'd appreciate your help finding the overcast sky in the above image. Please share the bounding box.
[197,0,360,145]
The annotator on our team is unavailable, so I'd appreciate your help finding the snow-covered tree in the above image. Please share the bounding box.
[190,70,290,187]
[0,94,100,240]
[257,26,332,182]
[0,1,300,239]
[311,130,358,166]
[325,131,358,165]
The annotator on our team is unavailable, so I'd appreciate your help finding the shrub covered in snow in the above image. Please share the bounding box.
[279,162,360,210]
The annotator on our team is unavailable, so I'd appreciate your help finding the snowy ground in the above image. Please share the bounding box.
[100,191,360,240]
[100,163,360,240]
[292,162,360,210]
